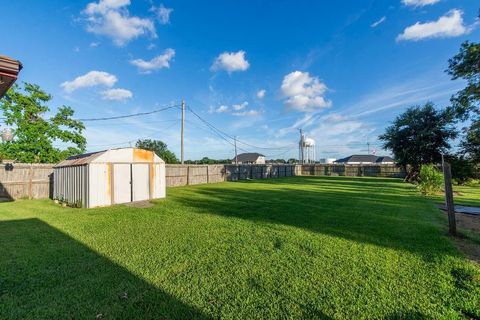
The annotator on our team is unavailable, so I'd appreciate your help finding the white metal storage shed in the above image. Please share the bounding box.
[53,148,166,208]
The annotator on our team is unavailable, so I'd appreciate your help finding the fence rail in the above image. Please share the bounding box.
[299,164,406,178]
[0,162,406,200]
[0,163,54,200]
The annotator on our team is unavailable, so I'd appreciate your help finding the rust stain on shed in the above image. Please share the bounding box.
[133,149,153,162]
[149,163,155,198]
[106,163,112,204]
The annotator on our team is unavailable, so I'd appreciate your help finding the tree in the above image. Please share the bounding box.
[0,83,86,163]
[447,41,480,162]
[460,119,480,163]
[446,41,480,120]
[379,103,457,181]
[135,139,179,164]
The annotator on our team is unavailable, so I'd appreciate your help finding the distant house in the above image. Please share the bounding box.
[233,152,266,164]
[0,55,22,98]
[334,155,394,164]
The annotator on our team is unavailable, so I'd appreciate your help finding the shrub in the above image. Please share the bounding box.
[417,164,444,195]
[446,155,475,185]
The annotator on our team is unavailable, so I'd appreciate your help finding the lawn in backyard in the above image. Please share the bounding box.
[0,176,479,319]
[431,182,480,208]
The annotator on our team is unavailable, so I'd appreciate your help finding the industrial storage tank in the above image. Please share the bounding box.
[53,148,166,208]
[299,135,316,163]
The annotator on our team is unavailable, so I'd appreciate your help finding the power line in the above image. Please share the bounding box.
[185,105,250,152]
[77,105,179,122]
[185,105,294,152]
[85,118,180,127]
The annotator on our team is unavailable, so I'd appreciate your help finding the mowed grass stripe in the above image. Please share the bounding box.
[0,176,478,319]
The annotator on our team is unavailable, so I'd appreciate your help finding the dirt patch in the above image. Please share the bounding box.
[455,212,480,234]
[437,205,480,263]
[125,201,154,208]
[453,237,480,263]
[453,213,480,263]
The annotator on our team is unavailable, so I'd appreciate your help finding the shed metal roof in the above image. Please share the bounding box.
[54,148,164,167]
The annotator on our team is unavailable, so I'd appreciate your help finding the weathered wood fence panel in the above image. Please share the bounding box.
[223,164,296,181]
[166,164,227,187]
[299,164,406,178]
[0,163,406,199]
[0,163,54,199]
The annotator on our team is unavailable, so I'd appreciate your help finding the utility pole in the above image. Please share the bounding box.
[181,99,185,164]
[234,136,238,165]
[367,141,370,154]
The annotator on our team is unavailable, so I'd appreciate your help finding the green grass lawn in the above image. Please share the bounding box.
[429,182,480,208]
[1,176,479,319]
[452,184,480,207]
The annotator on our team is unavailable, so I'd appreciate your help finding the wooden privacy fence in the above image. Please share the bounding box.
[166,164,226,187]
[299,164,406,178]
[165,164,296,186]
[224,164,296,181]
[0,163,406,199]
[0,163,54,199]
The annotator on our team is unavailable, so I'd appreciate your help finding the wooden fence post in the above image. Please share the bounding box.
[442,162,456,236]
[28,164,33,199]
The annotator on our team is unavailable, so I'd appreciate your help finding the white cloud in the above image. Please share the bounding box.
[402,0,440,7]
[256,89,266,99]
[130,48,175,73]
[84,0,130,14]
[211,50,250,73]
[232,110,260,117]
[101,88,133,101]
[90,42,100,47]
[209,105,229,113]
[83,0,156,46]
[232,101,248,111]
[397,9,471,41]
[61,71,117,93]
[151,4,173,25]
[322,113,347,123]
[281,71,332,112]
[371,16,386,28]
[341,75,461,118]
[209,101,260,116]
[309,115,375,156]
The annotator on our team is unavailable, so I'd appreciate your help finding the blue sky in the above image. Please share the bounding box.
[1,0,479,160]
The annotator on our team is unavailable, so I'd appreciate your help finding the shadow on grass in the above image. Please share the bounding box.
[169,176,456,260]
[0,218,209,319]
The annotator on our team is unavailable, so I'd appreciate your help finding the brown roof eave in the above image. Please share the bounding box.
[0,55,22,75]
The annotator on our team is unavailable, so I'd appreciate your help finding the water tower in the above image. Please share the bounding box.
[299,129,316,164]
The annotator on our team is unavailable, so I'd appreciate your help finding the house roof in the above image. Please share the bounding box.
[375,156,394,163]
[0,55,22,98]
[334,155,394,163]
[54,148,164,167]
[235,152,265,162]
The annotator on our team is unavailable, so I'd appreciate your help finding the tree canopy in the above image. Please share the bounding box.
[0,83,86,163]
[379,103,457,180]
[135,139,178,164]
[447,41,480,120]
[447,41,480,163]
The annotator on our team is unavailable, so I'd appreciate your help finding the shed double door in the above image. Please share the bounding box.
[113,163,150,204]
